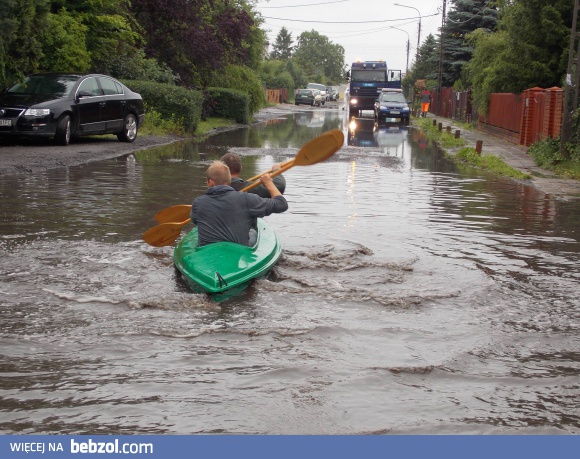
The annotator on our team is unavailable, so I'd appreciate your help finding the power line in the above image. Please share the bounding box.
[259,0,353,8]
[261,12,439,24]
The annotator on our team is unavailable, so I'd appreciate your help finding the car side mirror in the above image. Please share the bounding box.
[77,90,92,99]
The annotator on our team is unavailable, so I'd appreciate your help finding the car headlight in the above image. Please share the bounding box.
[350,98,358,105]
[24,108,50,116]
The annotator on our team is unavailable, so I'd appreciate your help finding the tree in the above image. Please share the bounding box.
[131,0,257,88]
[40,8,91,72]
[442,0,498,86]
[0,0,49,87]
[466,0,573,114]
[270,27,293,60]
[292,30,345,83]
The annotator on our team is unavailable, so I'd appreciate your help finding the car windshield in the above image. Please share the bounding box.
[380,93,406,103]
[8,75,79,97]
[299,89,312,95]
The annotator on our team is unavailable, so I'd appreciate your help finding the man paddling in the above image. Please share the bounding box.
[191,161,288,247]
[221,152,286,197]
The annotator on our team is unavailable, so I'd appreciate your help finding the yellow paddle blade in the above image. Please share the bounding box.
[294,129,344,166]
[142,219,190,247]
[155,204,192,224]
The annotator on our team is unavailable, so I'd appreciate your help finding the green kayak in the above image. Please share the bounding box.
[173,218,282,301]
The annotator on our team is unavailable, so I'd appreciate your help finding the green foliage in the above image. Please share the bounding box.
[415,119,530,179]
[139,105,187,136]
[0,0,50,86]
[285,59,307,89]
[465,29,510,114]
[442,0,498,87]
[270,27,294,60]
[465,0,573,114]
[210,65,265,114]
[260,61,295,93]
[205,88,250,124]
[99,49,177,84]
[455,147,531,179]
[40,9,91,72]
[292,30,346,84]
[123,80,203,134]
[566,109,580,160]
[528,135,580,179]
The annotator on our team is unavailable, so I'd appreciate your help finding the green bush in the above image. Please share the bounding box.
[528,135,580,179]
[528,137,563,167]
[204,88,250,124]
[210,65,265,114]
[122,80,203,133]
[565,109,580,160]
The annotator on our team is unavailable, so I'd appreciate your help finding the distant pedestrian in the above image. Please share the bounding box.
[421,90,431,118]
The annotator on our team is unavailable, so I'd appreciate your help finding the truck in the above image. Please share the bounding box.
[346,61,401,116]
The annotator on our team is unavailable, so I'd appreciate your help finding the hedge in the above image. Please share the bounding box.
[204,87,250,124]
[122,80,203,133]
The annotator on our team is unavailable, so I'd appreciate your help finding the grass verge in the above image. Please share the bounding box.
[414,118,531,180]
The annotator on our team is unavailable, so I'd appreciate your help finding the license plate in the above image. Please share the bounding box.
[390,111,400,115]
[0,119,11,126]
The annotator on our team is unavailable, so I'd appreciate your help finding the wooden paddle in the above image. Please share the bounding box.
[154,204,193,224]
[240,129,344,192]
[143,129,344,247]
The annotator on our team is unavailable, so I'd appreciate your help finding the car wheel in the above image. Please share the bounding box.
[295,102,299,105]
[55,114,71,146]
[117,113,138,142]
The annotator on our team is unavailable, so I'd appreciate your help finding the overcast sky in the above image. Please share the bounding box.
[256,0,445,73]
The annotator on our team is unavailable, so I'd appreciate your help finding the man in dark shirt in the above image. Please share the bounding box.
[191,161,288,247]
[221,152,286,197]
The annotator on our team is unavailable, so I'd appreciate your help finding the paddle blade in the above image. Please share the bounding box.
[294,129,344,166]
[155,204,192,224]
[143,219,191,247]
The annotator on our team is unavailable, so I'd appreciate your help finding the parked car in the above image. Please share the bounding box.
[306,83,327,103]
[374,89,411,124]
[295,88,322,107]
[0,73,145,145]
[326,86,339,101]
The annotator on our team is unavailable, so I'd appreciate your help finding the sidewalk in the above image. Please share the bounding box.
[425,114,580,200]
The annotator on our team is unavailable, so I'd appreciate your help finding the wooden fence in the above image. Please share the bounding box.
[265,88,289,104]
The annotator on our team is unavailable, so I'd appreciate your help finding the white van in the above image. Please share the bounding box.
[306,83,327,103]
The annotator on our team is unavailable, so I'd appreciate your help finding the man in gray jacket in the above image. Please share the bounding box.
[191,161,288,247]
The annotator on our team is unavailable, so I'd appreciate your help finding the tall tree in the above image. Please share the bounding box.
[292,30,345,83]
[466,0,573,113]
[442,0,498,87]
[270,26,293,60]
[131,0,256,87]
[0,0,49,86]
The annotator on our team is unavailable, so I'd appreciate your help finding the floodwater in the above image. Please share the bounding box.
[1,109,579,434]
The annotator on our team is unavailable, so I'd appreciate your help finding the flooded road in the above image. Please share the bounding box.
[1,109,579,434]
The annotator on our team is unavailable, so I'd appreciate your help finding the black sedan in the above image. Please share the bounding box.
[0,73,145,145]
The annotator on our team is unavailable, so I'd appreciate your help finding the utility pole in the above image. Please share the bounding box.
[392,26,410,72]
[437,0,447,116]
[394,3,421,63]
[561,0,580,157]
